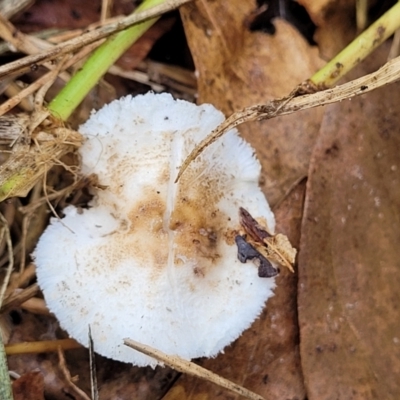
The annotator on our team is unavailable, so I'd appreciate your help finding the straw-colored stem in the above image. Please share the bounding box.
[5,339,81,355]
[310,1,400,87]
[48,0,165,121]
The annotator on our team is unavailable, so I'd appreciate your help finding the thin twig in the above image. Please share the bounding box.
[0,13,71,83]
[88,326,99,400]
[58,347,91,400]
[101,0,112,23]
[0,214,14,306]
[34,55,70,111]
[0,67,59,117]
[18,185,74,214]
[124,338,265,400]
[0,43,91,116]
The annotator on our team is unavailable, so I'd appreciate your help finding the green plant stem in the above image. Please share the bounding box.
[0,215,13,400]
[48,0,165,121]
[310,1,400,87]
[0,338,12,400]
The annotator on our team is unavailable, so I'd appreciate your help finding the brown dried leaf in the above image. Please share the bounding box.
[13,0,102,31]
[297,0,356,58]
[180,0,324,206]
[7,313,74,399]
[12,371,45,400]
[298,45,400,399]
[116,17,176,71]
[238,207,296,273]
[265,233,296,270]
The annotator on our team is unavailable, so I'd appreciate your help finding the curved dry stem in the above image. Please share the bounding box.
[176,54,400,182]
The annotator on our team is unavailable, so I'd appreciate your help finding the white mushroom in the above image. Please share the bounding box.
[34,93,276,367]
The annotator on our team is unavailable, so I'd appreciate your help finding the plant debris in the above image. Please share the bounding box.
[237,207,296,274]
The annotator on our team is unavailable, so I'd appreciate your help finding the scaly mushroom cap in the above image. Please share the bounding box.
[34,93,276,367]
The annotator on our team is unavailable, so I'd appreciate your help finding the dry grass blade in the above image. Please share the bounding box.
[0,0,193,79]
[0,12,53,55]
[0,126,82,201]
[88,326,99,400]
[57,347,91,400]
[0,43,95,116]
[0,283,40,314]
[0,0,32,19]
[124,338,265,400]
[0,12,72,87]
[0,59,67,116]
[176,54,400,182]
[0,214,14,306]
[0,114,30,143]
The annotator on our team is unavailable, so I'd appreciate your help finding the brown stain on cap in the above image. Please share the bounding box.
[127,156,235,278]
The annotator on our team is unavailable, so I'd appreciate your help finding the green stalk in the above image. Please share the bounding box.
[0,338,12,400]
[0,216,13,400]
[310,1,400,87]
[48,0,165,121]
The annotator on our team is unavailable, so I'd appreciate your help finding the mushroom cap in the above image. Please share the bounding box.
[34,93,276,367]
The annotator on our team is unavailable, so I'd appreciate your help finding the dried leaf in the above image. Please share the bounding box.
[13,0,104,31]
[180,0,324,205]
[116,17,176,70]
[265,233,296,270]
[298,45,400,399]
[297,0,356,58]
[238,207,296,273]
[12,371,44,400]
[7,313,80,398]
